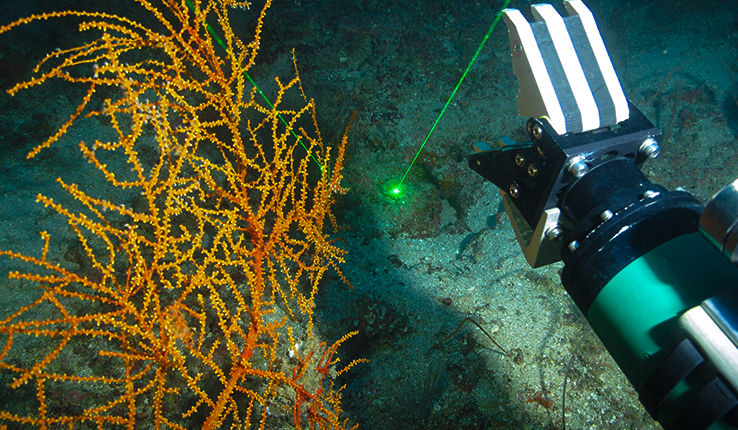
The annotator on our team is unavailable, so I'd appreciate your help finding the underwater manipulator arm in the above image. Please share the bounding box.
[468,1,738,429]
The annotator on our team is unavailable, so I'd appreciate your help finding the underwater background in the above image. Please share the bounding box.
[0,0,737,428]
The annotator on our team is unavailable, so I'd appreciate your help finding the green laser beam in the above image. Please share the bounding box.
[184,0,323,170]
[393,0,511,194]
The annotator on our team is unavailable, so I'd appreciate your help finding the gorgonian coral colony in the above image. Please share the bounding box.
[0,0,363,428]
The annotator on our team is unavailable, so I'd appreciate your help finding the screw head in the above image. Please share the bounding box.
[508,183,520,199]
[600,210,613,221]
[567,155,588,178]
[641,190,660,199]
[545,226,563,240]
[639,138,661,159]
[531,124,543,140]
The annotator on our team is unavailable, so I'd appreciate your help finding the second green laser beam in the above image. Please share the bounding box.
[185,0,324,170]
[392,0,511,196]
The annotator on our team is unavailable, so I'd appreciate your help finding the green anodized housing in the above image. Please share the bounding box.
[587,232,738,428]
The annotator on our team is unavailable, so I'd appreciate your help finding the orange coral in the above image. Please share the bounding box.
[0,0,363,428]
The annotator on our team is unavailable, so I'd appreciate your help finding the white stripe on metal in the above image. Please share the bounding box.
[565,0,629,123]
[503,8,567,134]
[532,3,600,132]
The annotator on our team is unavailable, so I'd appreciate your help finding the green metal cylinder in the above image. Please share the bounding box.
[587,232,738,393]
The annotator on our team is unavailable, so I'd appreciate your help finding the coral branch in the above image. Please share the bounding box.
[0,0,362,428]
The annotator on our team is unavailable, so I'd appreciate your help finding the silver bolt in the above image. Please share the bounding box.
[567,155,588,178]
[545,226,563,240]
[600,210,613,221]
[641,190,660,199]
[568,241,579,252]
[639,138,661,159]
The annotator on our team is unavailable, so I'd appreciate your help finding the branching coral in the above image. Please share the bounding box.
[0,0,364,428]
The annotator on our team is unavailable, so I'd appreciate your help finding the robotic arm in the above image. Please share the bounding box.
[468,2,738,429]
